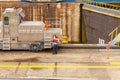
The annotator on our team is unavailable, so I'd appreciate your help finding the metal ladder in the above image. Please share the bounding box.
[44,32,52,48]
[3,26,10,50]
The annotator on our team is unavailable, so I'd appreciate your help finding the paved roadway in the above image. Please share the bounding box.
[0,49,119,80]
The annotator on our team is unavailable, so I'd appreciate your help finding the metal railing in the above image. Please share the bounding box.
[45,18,61,28]
[108,26,120,46]
[109,27,118,40]
[87,2,120,10]
[83,3,120,18]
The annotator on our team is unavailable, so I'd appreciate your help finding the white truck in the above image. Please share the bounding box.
[0,8,62,51]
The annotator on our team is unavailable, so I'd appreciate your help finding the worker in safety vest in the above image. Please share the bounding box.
[53,34,61,54]
[45,21,50,30]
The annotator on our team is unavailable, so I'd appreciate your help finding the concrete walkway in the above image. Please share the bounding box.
[0,49,119,80]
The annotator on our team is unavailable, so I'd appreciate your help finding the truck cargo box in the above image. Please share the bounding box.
[18,21,45,41]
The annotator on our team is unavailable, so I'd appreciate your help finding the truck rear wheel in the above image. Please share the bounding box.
[30,44,39,52]
[39,42,44,51]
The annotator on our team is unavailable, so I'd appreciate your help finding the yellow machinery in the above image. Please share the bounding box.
[62,35,68,44]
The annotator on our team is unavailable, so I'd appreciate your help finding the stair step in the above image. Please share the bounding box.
[44,43,51,45]
[3,48,10,50]
[3,46,10,47]
[3,47,10,49]
[44,44,51,46]
[44,37,51,38]
[3,37,10,50]
[44,41,51,42]
[3,41,10,42]
[3,44,10,46]
[44,42,51,44]
[3,46,10,48]
[3,25,10,50]
[3,40,10,41]
[3,39,10,41]
[44,33,52,48]
[44,46,51,48]
[3,42,10,44]
[3,48,10,49]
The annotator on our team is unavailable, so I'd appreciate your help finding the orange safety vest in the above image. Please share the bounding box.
[45,21,50,30]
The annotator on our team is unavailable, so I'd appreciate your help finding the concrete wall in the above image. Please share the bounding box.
[1,2,119,44]
[0,2,81,43]
[84,10,120,44]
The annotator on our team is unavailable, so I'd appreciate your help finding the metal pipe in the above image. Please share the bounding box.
[80,3,83,43]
